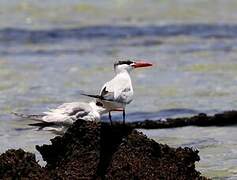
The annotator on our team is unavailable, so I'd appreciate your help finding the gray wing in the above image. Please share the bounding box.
[42,102,92,124]
[99,73,134,105]
[55,102,91,115]
[100,86,115,101]
[116,87,133,104]
[100,85,133,104]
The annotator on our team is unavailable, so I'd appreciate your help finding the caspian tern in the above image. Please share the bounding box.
[13,100,109,130]
[82,60,153,124]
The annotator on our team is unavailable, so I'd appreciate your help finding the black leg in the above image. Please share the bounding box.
[123,109,126,125]
[109,111,112,125]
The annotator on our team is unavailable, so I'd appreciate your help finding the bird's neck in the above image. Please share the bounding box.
[115,67,132,74]
[115,70,131,81]
[115,69,131,76]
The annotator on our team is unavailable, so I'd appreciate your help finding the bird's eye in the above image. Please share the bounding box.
[96,101,103,107]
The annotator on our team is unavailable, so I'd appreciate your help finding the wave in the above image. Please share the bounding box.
[1,24,237,44]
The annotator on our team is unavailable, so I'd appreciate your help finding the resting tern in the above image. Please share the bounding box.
[13,100,109,132]
[82,60,153,124]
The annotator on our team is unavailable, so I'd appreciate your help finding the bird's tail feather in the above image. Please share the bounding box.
[80,93,102,99]
[12,112,44,121]
[81,93,115,102]
[12,112,59,128]
[28,122,56,128]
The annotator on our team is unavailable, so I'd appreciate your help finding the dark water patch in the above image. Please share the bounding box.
[0,49,86,56]
[181,138,219,148]
[177,42,235,54]
[14,127,37,131]
[1,24,237,44]
[108,39,163,47]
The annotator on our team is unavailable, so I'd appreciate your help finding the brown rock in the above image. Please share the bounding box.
[36,120,207,179]
[0,119,209,179]
[0,149,50,180]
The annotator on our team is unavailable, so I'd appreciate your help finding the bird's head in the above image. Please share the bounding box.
[114,60,153,73]
[90,100,109,115]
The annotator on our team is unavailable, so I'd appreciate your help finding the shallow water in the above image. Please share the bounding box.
[140,127,237,179]
[0,1,237,179]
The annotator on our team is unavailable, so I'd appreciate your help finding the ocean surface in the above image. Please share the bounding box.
[0,1,237,179]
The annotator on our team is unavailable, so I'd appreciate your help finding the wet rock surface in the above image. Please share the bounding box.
[0,119,207,179]
[129,111,237,129]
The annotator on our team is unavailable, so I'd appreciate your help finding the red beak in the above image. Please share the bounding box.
[132,61,153,68]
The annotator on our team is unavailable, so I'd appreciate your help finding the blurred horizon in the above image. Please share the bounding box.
[0,0,237,29]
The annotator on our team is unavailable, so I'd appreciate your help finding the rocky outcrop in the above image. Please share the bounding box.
[0,120,208,179]
[128,111,237,129]
[0,149,50,180]
[37,120,206,179]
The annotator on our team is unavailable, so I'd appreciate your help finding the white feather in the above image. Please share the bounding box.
[42,101,108,125]
[99,70,134,110]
